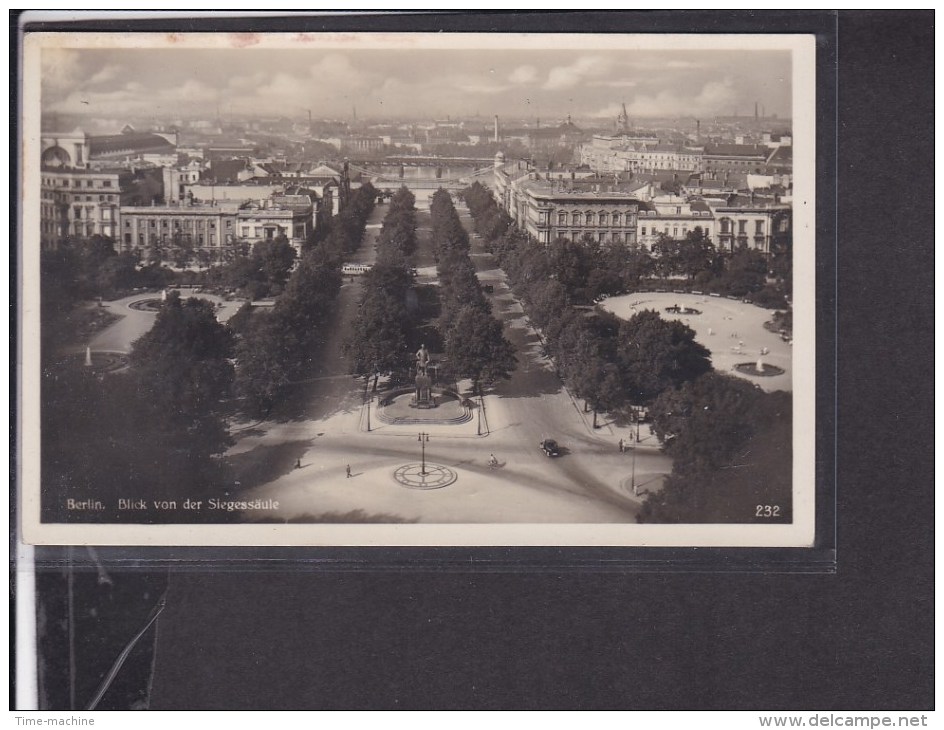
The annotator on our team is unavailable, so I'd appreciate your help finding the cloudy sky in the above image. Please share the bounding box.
[40,39,792,124]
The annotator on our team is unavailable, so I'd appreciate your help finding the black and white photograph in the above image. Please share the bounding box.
[20,31,816,546]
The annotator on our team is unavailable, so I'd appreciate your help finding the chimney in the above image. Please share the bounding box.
[494,115,499,143]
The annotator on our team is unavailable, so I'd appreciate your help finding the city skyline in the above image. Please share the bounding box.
[40,36,793,125]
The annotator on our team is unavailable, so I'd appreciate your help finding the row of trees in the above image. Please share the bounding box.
[462,182,790,524]
[343,187,418,379]
[463,182,788,307]
[41,186,380,518]
[429,190,516,394]
[233,183,378,416]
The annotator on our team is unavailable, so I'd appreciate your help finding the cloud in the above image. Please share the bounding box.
[543,55,612,90]
[88,65,121,86]
[509,65,538,84]
[591,79,638,88]
[666,60,705,69]
[591,78,739,118]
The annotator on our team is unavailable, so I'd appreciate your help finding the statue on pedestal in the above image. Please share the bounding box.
[412,344,435,409]
[415,344,430,376]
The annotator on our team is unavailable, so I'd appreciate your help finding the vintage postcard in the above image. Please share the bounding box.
[19,30,817,546]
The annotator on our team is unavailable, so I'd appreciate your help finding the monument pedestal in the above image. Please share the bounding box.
[411,372,436,409]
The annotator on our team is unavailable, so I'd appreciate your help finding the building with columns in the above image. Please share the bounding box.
[494,161,639,246]
[118,195,315,260]
[39,168,131,249]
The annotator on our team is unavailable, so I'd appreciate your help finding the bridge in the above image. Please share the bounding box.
[347,155,495,167]
[347,161,494,192]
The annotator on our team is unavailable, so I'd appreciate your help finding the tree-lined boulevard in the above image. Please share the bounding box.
[41,181,790,526]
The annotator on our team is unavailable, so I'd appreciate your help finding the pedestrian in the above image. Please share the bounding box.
[346,464,352,479]
[618,438,624,453]
[295,458,301,470]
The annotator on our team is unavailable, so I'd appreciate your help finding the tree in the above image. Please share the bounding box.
[678,227,719,280]
[234,310,300,416]
[443,304,516,394]
[548,236,595,302]
[344,290,411,376]
[640,374,792,523]
[616,310,712,404]
[252,235,297,292]
[130,292,235,457]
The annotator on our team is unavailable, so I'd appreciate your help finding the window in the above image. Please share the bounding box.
[738,220,747,233]
[558,212,567,226]
[755,220,764,234]
[86,180,93,187]
[73,206,82,219]
[125,220,131,228]
[641,227,647,236]
[612,212,621,226]
[572,212,582,226]
[598,212,608,226]
[585,212,595,226]
[150,220,156,228]
[673,227,678,238]
[103,181,112,188]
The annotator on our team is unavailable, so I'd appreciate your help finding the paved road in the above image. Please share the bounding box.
[226,195,670,524]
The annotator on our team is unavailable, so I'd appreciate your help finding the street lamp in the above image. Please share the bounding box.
[417,432,430,476]
[365,393,371,432]
[631,438,638,497]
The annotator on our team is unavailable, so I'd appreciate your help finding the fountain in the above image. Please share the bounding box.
[84,346,93,367]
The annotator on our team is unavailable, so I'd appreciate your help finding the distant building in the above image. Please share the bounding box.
[119,200,241,258]
[494,162,639,246]
[636,197,717,250]
[162,161,204,202]
[702,144,769,176]
[39,167,129,249]
[340,135,385,154]
[41,127,179,169]
[706,195,791,255]
[119,195,315,258]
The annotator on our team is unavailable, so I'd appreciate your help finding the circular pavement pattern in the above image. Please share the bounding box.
[392,463,458,490]
[128,298,164,312]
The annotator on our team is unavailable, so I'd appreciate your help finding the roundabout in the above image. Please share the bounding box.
[392,463,458,490]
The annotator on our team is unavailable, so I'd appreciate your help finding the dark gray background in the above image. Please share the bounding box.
[19,11,933,710]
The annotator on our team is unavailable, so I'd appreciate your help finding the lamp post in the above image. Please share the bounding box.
[418,432,430,476]
[366,394,371,432]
